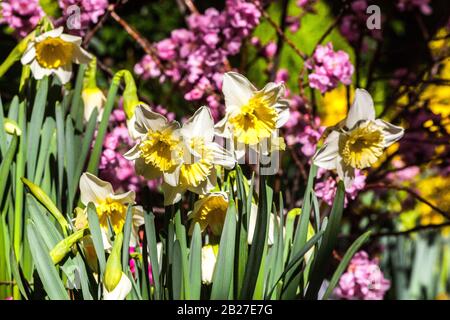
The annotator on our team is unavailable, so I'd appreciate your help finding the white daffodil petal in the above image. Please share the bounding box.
[222,72,256,113]
[103,273,132,300]
[101,229,113,251]
[110,190,136,204]
[214,114,231,138]
[79,172,114,205]
[207,142,236,170]
[123,144,141,161]
[345,88,375,129]
[163,164,181,187]
[72,45,92,64]
[162,183,183,206]
[35,27,64,42]
[375,119,405,148]
[20,44,36,65]
[135,158,163,180]
[55,65,73,84]
[260,82,286,105]
[181,106,215,142]
[201,245,217,284]
[29,60,51,80]
[60,33,82,45]
[275,99,290,128]
[247,203,275,246]
[312,131,340,170]
[134,104,168,134]
[336,156,356,190]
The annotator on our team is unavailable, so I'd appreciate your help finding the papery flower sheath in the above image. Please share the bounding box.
[21,27,92,84]
[312,89,404,188]
[216,72,289,158]
[79,172,143,250]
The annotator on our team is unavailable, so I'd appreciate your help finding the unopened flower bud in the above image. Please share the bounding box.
[104,233,124,292]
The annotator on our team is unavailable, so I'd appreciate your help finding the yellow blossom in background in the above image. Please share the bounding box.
[320,86,349,127]
[416,175,450,236]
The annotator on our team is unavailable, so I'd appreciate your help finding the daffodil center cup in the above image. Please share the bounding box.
[180,137,214,188]
[96,198,127,233]
[229,95,277,145]
[139,129,180,172]
[340,121,385,169]
[35,37,74,69]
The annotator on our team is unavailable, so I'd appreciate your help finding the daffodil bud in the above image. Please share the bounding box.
[50,229,86,264]
[82,58,106,122]
[104,233,124,292]
[4,118,22,136]
[21,177,69,236]
[114,70,140,120]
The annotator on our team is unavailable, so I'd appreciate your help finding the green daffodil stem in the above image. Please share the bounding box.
[50,228,87,264]
[104,233,124,292]
[0,32,34,78]
[21,177,69,237]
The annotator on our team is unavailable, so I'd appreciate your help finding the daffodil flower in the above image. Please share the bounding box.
[162,106,236,205]
[82,87,106,122]
[201,244,218,284]
[103,272,132,300]
[312,89,404,188]
[124,104,182,184]
[79,172,143,250]
[216,72,289,159]
[188,192,229,236]
[21,27,91,84]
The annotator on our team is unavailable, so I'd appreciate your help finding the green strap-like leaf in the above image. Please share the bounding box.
[26,220,69,300]
[322,230,372,300]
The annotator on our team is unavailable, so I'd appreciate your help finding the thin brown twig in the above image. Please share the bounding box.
[183,0,199,14]
[370,222,450,238]
[365,183,450,220]
[83,4,113,46]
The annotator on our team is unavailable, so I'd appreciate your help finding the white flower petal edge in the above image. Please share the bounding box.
[345,88,375,129]
[103,273,132,300]
[79,172,114,205]
[222,72,256,113]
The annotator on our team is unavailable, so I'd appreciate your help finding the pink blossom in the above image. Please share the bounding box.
[134,0,260,120]
[334,251,391,300]
[264,41,277,59]
[0,0,44,38]
[307,42,354,93]
[57,0,108,36]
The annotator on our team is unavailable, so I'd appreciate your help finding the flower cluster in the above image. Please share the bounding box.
[306,43,354,94]
[334,251,391,300]
[57,0,109,35]
[134,0,261,119]
[315,168,366,207]
[0,0,44,38]
[98,107,165,198]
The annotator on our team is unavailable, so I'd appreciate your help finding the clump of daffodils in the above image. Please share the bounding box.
[21,27,92,84]
[125,105,235,205]
[313,89,404,188]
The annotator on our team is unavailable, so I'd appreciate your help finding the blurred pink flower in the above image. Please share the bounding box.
[0,0,44,37]
[306,43,354,93]
[57,0,109,35]
[334,251,390,300]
